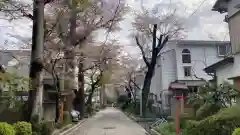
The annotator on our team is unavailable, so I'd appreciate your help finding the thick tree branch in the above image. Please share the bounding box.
[156,35,169,54]
[135,36,150,67]
[152,24,157,57]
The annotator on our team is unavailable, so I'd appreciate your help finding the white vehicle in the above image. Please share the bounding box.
[71,109,81,122]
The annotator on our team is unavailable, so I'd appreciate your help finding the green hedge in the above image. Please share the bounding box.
[13,122,32,135]
[232,128,240,135]
[154,123,176,135]
[0,122,15,135]
[195,103,221,120]
[185,106,240,135]
[154,122,190,135]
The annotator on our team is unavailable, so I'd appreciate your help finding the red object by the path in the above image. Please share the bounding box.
[175,96,183,135]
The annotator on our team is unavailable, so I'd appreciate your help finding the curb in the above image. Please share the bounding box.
[124,112,157,122]
[59,120,86,135]
[150,129,162,135]
[123,112,154,135]
[52,120,86,135]
[52,124,73,135]
[123,112,137,121]
[52,110,99,135]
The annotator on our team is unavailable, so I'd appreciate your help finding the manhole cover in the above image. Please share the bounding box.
[103,126,116,129]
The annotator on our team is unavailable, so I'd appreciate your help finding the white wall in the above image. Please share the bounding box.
[176,45,223,81]
[216,54,240,85]
[216,64,234,85]
[150,49,177,102]
[159,49,177,90]
[150,43,224,99]
[0,51,30,77]
[227,0,240,18]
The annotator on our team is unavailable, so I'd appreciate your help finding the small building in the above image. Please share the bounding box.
[204,56,234,85]
[209,0,240,90]
[150,40,231,115]
[0,50,72,122]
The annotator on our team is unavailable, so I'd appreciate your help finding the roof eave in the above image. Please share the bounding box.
[212,0,228,13]
[204,57,234,73]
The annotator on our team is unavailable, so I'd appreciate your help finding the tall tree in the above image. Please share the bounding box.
[27,0,45,122]
[132,6,185,115]
[56,0,127,117]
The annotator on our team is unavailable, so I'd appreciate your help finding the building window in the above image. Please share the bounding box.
[218,45,231,56]
[188,86,198,93]
[182,49,191,63]
[183,66,191,77]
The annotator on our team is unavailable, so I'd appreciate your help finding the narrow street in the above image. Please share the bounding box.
[69,107,149,135]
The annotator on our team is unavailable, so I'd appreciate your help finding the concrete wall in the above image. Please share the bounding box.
[43,103,56,121]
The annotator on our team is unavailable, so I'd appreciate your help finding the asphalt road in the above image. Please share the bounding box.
[69,107,149,135]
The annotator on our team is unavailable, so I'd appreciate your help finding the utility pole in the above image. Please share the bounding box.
[27,0,44,122]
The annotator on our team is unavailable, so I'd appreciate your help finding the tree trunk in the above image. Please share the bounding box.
[86,85,95,106]
[64,0,78,115]
[55,64,65,122]
[27,0,44,122]
[64,54,77,112]
[141,67,154,116]
[100,85,106,107]
[77,58,85,119]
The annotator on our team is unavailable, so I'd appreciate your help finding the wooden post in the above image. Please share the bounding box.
[175,96,183,135]
[175,101,180,135]
[60,102,64,122]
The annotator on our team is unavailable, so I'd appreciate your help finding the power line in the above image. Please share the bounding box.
[186,0,208,20]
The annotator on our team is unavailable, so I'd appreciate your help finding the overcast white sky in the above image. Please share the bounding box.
[0,0,229,51]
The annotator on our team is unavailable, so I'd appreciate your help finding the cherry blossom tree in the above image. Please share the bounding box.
[1,0,129,121]
[131,5,186,115]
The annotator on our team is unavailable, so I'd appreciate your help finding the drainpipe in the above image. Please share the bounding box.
[213,71,217,87]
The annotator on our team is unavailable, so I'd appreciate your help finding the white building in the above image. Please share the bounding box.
[150,40,231,114]
[205,0,240,88]
[0,50,30,77]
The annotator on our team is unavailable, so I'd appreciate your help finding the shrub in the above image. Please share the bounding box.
[167,116,174,122]
[0,122,15,135]
[185,106,240,135]
[13,121,32,135]
[55,122,64,129]
[233,128,240,135]
[195,103,220,120]
[40,122,54,135]
[155,122,176,135]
